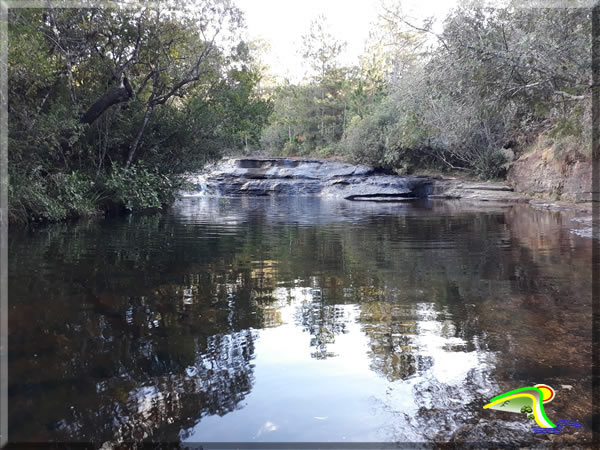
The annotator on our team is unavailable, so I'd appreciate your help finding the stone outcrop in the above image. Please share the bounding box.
[179,157,596,238]
[183,158,434,200]
[183,156,590,205]
[507,147,593,202]
[429,179,526,202]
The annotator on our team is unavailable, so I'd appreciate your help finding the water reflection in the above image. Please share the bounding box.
[8,197,592,445]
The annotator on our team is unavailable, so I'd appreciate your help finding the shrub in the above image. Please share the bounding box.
[342,103,396,168]
[104,165,181,211]
[8,169,100,223]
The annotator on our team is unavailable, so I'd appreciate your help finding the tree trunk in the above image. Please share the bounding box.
[28,72,65,131]
[81,77,133,125]
[320,84,325,135]
[125,103,154,169]
[320,108,324,136]
[65,56,77,104]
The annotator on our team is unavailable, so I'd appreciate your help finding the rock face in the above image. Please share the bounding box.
[183,158,434,200]
[184,157,572,205]
[429,179,526,202]
[507,148,593,202]
[180,157,595,239]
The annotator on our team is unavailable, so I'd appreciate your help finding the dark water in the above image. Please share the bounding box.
[8,197,593,446]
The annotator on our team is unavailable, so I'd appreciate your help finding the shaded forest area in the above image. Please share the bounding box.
[8,0,271,222]
[7,0,594,223]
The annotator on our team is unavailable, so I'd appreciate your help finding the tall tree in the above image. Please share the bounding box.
[301,15,347,140]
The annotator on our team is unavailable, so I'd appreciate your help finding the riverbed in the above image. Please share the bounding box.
[8,196,593,446]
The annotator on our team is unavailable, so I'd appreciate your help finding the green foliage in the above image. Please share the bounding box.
[9,170,100,222]
[8,2,272,223]
[53,171,101,214]
[8,1,592,225]
[261,18,368,156]
[191,67,273,155]
[104,165,180,212]
[520,405,536,422]
[342,102,397,168]
[261,4,590,180]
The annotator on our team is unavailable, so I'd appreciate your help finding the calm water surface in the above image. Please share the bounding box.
[8,197,593,445]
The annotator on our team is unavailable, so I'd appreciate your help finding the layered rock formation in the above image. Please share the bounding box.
[179,157,595,238]
[183,158,434,200]
[507,147,593,202]
[182,157,541,204]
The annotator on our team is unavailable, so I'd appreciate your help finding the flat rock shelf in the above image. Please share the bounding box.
[182,158,524,202]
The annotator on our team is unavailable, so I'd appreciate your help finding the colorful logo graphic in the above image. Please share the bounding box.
[483,384,582,434]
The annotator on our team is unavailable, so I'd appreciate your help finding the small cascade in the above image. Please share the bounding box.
[181,174,209,197]
[199,181,208,195]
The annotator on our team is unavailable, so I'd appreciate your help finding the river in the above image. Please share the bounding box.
[7,196,593,446]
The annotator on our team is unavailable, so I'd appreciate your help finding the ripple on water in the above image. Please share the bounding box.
[6,196,593,445]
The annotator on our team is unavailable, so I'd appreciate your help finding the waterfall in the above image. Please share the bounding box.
[181,174,209,197]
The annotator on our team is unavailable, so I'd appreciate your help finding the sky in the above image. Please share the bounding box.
[235,0,459,81]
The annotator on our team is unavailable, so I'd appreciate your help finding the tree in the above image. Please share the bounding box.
[301,15,348,143]
[122,0,244,167]
[8,1,274,222]
[341,1,592,177]
[375,1,428,87]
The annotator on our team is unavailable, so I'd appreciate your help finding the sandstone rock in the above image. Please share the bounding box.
[507,149,592,202]
[184,158,433,200]
[429,179,525,202]
[182,156,586,205]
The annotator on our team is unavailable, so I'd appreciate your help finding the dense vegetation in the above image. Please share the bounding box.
[262,2,592,179]
[8,0,272,222]
[8,0,593,223]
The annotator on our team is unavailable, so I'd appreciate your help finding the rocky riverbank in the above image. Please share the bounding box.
[183,158,525,202]
[181,157,595,238]
[183,158,432,199]
[507,145,593,202]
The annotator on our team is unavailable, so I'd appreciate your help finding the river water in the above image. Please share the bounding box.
[8,197,593,446]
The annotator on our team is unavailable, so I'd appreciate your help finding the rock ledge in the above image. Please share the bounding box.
[183,158,435,200]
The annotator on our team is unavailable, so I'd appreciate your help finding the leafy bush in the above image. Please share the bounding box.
[104,165,181,211]
[8,165,185,222]
[343,103,396,168]
[8,169,100,222]
[53,172,101,215]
